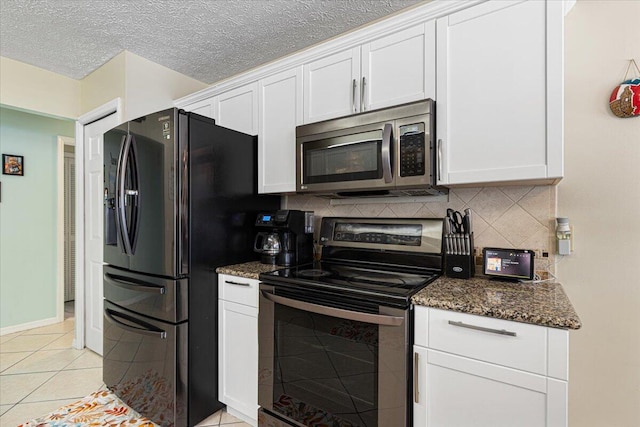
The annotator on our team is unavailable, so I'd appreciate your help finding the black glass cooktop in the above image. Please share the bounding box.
[259,261,439,305]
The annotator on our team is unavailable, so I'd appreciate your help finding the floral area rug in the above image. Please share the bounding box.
[18,389,160,427]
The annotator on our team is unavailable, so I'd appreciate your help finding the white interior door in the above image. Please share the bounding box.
[83,114,119,355]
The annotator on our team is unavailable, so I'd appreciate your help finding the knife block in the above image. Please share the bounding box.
[445,233,475,279]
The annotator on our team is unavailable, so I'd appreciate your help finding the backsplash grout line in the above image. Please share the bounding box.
[285,185,559,271]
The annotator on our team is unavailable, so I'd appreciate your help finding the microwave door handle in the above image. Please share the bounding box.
[381,123,393,183]
[261,291,404,326]
[352,79,357,113]
[361,76,366,111]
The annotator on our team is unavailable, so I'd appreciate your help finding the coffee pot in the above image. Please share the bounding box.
[254,210,314,266]
[254,232,281,264]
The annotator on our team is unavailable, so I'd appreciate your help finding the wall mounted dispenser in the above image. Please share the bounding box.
[556,217,572,255]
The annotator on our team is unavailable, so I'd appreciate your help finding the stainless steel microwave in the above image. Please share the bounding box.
[296,99,445,197]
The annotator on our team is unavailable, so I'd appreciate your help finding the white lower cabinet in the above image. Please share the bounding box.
[413,306,568,427]
[218,274,260,426]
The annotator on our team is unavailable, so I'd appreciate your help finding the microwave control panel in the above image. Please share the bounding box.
[399,123,425,177]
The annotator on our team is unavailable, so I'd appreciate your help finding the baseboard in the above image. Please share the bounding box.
[226,406,257,427]
[0,316,60,336]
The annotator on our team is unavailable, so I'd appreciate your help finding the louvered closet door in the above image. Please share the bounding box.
[64,153,76,302]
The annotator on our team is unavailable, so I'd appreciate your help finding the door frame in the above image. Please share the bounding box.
[73,98,122,350]
[56,135,75,324]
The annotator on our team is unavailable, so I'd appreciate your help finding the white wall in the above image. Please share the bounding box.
[560,1,640,426]
[80,52,126,116]
[2,51,207,122]
[124,51,207,120]
[81,51,207,121]
[0,56,81,119]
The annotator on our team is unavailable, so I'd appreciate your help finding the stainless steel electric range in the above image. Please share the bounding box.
[258,216,444,427]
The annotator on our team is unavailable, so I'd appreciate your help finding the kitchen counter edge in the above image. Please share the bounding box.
[412,276,582,330]
[216,261,280,280]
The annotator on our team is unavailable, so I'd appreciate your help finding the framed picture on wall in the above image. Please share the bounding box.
[2,154,24,176]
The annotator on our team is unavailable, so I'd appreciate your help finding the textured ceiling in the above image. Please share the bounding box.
[0,0,424,84]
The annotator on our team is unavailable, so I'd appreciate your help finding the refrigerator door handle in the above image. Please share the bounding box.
[118,134,133,255]
[104,272,166,294]
[115,134,128,255]
[105,308,167,339]
[127,135,141,254]
[118,135,141,256]
[177,112,189,276]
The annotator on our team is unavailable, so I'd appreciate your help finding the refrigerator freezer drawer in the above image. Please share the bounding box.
[104,265,188,323]
[103,301,187,427]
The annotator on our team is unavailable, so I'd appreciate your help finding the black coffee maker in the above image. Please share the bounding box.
[254,210,314,266]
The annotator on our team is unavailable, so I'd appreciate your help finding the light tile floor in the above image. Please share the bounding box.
[0,304,250,427]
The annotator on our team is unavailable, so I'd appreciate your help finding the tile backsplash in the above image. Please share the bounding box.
[285,185,557,272]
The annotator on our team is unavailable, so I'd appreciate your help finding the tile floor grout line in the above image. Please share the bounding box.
[1,364,99,377]
[1,313,249,427]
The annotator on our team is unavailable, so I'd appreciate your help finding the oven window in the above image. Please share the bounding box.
[303,135,383,185]
[272,304,379,427]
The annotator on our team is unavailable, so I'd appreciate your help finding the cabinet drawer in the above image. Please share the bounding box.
[219,274,259,308]
[428,308,547,375]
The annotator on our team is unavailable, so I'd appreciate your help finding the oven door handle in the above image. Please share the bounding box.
[261,291,404,326]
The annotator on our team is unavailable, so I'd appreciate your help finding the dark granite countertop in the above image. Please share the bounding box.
[216,261,280,280]
[412,276,581,330]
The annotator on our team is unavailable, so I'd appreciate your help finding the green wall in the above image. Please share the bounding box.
[0,106,74,329]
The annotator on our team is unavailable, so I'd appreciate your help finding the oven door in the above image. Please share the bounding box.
[258,284,410,427]
[296,122,394,194]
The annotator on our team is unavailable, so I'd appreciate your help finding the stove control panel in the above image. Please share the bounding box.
[319,217,444,254]
[334,231,421,246]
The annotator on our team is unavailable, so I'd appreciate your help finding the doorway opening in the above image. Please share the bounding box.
[63,145,76,320]
[57,135,75,325]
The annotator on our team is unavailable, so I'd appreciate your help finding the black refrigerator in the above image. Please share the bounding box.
[101,108,279,426]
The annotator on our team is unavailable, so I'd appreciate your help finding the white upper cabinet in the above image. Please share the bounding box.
[303,47,361,123]
[258,67,303,194]
[303,22,435,124]
[178,82,257,136]
[436,0,564,186]
[361,22,435,112]
[181,97,215,119]
[213,82,258,135]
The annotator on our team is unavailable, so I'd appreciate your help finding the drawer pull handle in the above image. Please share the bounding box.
[225,280,251,287]
[448,320,517,337]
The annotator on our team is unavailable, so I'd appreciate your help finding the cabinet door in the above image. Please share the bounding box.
[219,299,258,425]
[214,82,258,135]
[425,349,551,427]
[413,346,428,427]
[182,97,214,119]
[436,0,563,185]
[258,67,303,193]
[361,22,435,112]
[303,47,360,123]
[218,274,259,308]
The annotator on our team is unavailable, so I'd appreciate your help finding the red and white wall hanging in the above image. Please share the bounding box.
[609,59,640,118]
